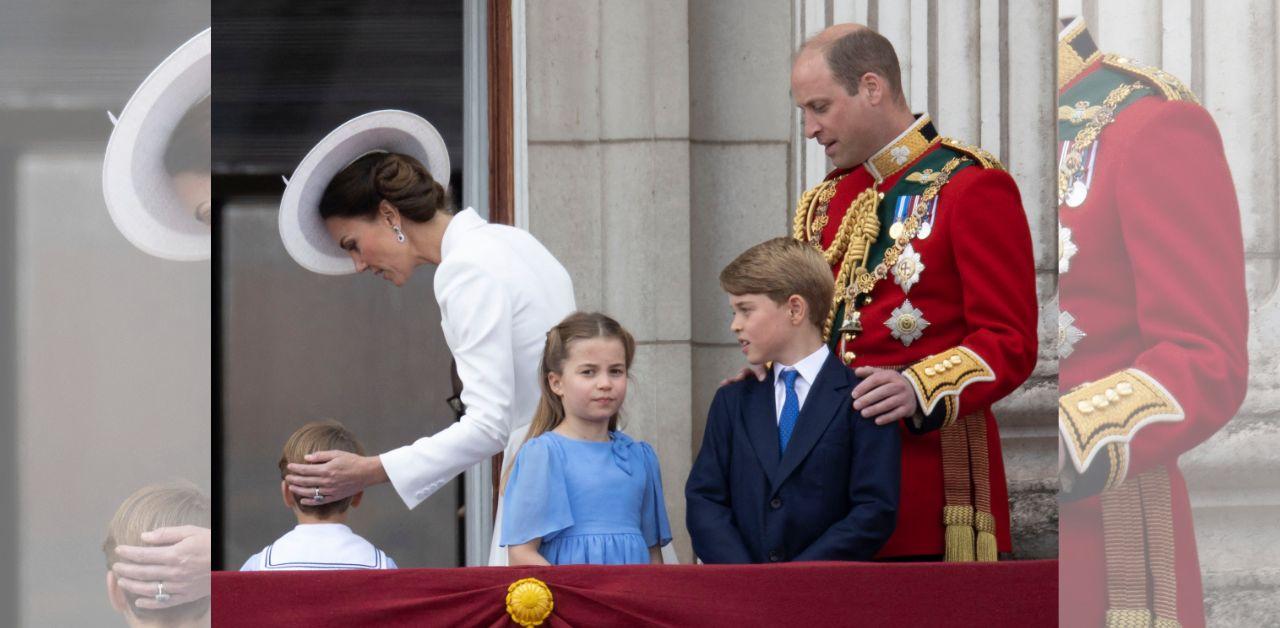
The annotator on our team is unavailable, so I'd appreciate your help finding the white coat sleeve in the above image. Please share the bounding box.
[379,261,517,509]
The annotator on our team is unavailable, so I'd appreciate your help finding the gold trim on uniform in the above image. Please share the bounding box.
[903,346,996,418]
[1102,53,1199,104]
[1104,442,1129,492]
[1057,19,1101,90]
[939,137,1005,171]
[865,113,940,182]
[1059,368,1184,475]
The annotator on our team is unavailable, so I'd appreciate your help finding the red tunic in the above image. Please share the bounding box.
[813,137,1039,558]
[1057,57,1249,627]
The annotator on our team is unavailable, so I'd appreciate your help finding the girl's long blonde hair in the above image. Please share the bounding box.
[500,311,636,492]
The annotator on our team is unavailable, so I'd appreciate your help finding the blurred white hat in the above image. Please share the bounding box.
[278,110,450,275]
[102,27,211,262]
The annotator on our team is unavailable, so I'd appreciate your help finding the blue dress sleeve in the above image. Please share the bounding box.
[638,441,673,548]
[500,436,575,546]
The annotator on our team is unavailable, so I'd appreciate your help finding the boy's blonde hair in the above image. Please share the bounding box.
[102,481,211,624]
[719,237,835,329]
[278,420,365,517]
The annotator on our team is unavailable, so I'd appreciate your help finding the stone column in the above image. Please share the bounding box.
[525,0,695,560]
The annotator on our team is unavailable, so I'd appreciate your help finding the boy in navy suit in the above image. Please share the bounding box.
[686,237,900,563]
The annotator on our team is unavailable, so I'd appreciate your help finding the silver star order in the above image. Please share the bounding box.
[890,145,910,165]
[885,299,929,347]
[1059,222,1078,274]
[892,243,925,293]
[1058,310,1086,359]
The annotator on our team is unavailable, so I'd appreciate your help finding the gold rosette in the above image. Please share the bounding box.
[506,577,554,627]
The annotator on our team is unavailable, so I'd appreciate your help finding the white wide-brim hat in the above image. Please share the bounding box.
[278,110,450,275]
[102,27,211,262]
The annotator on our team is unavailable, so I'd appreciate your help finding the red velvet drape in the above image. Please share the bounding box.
[213,560,1056,627]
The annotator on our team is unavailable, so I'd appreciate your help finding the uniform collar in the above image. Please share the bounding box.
[1058,17,1100,91]
[440,207,486,261]
[864,113,939,183]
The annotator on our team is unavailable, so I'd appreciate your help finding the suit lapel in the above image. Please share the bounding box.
[742,370,781,489]
[775,351,853,487]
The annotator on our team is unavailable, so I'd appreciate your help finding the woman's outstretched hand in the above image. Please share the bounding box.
[285,450,388,506]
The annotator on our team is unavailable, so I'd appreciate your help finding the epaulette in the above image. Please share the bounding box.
[1101,53,1199,104]
[939,137,1004,171]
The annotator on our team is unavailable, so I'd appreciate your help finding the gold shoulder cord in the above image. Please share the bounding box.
[822,188,884,338]
[793,174,860,266]
[1057,81,1146,205]
[823,156,970,343]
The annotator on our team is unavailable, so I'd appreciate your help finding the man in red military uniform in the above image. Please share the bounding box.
[1055,17,1250,627]
[788,24,1039,560]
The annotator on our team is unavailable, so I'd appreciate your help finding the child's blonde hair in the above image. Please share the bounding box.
[719,236,835,329]
[502,311,636,491]
[102,481,211,624]
[278,419,365,517]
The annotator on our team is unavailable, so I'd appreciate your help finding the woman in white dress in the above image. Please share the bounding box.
[277,110,576,565]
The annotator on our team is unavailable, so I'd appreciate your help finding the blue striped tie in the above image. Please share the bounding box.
[779,369,800,454]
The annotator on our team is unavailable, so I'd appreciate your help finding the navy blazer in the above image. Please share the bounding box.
[685,349,900,563]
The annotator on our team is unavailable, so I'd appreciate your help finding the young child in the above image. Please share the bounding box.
[241,420,397,571]
[501,311,672,565]
[103,481,211,628]
[686,237,900,563]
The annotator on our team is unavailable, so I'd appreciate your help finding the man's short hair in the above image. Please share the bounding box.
[278,420,366,518]
[805,27,905,102]
[719,237,835,329]
[102,482,211,624]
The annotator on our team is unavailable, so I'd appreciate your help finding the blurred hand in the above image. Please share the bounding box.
[285,450,387,506]
[719,364,768,387]
[112,525,211,610]
[852,367,919,425]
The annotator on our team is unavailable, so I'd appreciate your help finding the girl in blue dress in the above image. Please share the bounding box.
[501,312,672,565]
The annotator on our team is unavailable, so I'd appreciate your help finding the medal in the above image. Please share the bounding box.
[1063,139,1100,208]
[886,299,929,347]
[1058,310,1086,359]
[1065,179,1087,207]
[892,243,924,293]
[1059,222,1078,274]
[918,198,938,239]
[889,195,914,241]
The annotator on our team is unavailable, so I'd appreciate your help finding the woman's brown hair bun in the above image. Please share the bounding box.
[319,151,451,223]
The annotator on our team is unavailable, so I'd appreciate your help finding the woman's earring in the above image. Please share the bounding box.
[393,225,406,243]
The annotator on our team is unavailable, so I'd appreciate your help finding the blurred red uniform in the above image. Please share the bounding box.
[1056,18,1249,628]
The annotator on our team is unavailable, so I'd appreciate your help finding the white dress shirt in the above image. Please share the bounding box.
[772,345,830,424]
[240,523,396,571]
[376,208,576,565]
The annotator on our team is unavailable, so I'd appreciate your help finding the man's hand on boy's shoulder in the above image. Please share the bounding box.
[852,367,919,425]
[718,363,768,387]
